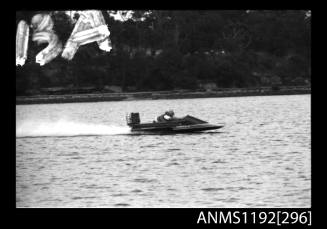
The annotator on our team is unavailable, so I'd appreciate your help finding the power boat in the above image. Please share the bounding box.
[126,112,223,133]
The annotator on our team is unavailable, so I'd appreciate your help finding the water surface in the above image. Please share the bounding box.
[16,95,311,207]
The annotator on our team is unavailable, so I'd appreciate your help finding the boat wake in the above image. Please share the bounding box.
[16,120,131,138]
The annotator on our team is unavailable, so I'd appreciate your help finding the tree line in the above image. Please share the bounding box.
[16,10,311,95]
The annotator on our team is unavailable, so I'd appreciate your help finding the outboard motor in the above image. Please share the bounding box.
[126,112,141,126]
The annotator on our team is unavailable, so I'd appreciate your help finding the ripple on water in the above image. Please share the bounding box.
[140,144,157,148]
[133,178,158,183]
[71,196,84,200]
[71,156,84,160]
[290,151,300,154]
[33,182,51,186]
[212,159,227,164]
[285,167,294,171]
[82,185,111,190]
[167,162,180,166]
[114,203,130,207]
[111,193,128,197]
[226,197,239,203]
[61,152,79,156]
[202,188,225,192]
[167,148,180,151]
[20,185,28,189]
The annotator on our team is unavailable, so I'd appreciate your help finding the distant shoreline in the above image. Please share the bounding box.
[16,86,311,105]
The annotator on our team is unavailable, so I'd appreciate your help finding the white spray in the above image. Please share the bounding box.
[16,119,130,137]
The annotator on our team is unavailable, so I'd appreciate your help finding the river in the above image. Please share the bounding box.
[16,94,311,207]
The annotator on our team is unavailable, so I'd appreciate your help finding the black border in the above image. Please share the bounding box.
[11,5,314,228]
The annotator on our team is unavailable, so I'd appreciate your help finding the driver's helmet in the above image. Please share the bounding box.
[165,110,175,116]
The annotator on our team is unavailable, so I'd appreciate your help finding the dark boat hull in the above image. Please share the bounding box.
[172,124,223,132]
[130,122,223,133]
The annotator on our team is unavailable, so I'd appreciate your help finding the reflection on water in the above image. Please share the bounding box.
[16,95,311,207]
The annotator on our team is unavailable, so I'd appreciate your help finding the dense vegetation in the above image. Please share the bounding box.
[16,10,311,95]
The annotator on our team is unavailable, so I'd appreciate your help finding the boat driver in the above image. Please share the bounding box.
[157,110,175,122]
